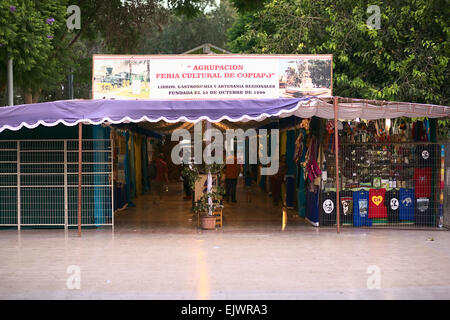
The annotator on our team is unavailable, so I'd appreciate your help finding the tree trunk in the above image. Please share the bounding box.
[32,88,42,103]
[24,89,33,104]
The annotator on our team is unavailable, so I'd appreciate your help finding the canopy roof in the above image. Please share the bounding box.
[0,97,448,133]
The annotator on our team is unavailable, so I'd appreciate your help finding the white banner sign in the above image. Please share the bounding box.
[93,54,332,100]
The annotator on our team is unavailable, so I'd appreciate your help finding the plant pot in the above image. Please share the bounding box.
[200,215,216,230]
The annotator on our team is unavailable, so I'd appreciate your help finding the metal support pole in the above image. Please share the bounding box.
[68,69,74,100]
[17,141,20,230]
[110,131,115,232]
[78,123,82,236]
[64,140,68,230]
[7,59,13,106]
[334,96,340,233]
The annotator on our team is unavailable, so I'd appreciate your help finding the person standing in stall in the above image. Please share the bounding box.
[270,154,287,206]
[181,164,192,200]
[225,155,240,203]
[151,153,168,204]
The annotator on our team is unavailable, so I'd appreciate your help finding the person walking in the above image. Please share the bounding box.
[244,164,255,203]
[225,155,240,203]
[181,164,192,200]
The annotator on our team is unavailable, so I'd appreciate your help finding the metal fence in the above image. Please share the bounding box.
[0,139,113,229]
[319,142,448,229]
[444,143,450,228]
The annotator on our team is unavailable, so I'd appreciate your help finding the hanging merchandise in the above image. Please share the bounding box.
[294,125,308,165]
[339,190,353,224]
[129,133,137,199]
[385,189,400,223]
[413,167,432,198]
[295,128,308,217]
[399,188,414,220]
[424,118,431,141]
[368,188,387,219]
[123,131,135,207]
[415,144,435,168]
[305,136,322,183]
[134,135,143,196]
[320,191,337,226]
[353,190,372,227]
[305,189,320,226]
[415,197,434,226]
[285,130,296,209]
[300,118,310,130]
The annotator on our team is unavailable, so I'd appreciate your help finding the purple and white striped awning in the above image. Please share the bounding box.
[0,97,448,133]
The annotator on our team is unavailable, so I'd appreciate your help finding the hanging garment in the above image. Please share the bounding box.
[424,119,431,141]
[294,128,306,165]
[399,188,414,220]
[353,190,372,227]
[413,167,432,198]
[134,135,143,196]
[415,144,435,168]
[130,134,137,199]
[385,189,400,223]
[141,138,149,192]
[306,190,319,225]
[415,197,435,226]
[339,191,353,224]
[285,130,296,208]
[295,128,308,217]
[305,136,322,182]
[368,188,387,219]
[123,131,135,207]
[320,191,337,226]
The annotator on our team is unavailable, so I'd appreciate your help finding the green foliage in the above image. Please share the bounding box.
[228,0,450,105]
[182,162,225,191]
[0,0,221,104]
[182,161,225,216]
[139,0,237,54]
[193,188,225,215]
[0,0,69,100]
[229,0,268,13]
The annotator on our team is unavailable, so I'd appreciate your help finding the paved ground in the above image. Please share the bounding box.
[1,180,449,299]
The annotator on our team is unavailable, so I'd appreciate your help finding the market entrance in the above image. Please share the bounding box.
[111,118,308,232]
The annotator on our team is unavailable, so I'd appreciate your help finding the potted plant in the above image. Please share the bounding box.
[194,189,224,229]
[182,162,225,229]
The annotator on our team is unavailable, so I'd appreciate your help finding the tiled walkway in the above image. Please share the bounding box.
[1,179,449,299]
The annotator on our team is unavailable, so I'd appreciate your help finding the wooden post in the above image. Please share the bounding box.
[334,97,340,233]
[78,123,82,236]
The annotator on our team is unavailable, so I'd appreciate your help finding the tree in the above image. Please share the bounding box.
[227,0,449,105]
[139,0,237,54]
[0,0,218,104]
[0,0,69,103]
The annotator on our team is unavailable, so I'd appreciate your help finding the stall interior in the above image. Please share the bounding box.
[111,115,448,230]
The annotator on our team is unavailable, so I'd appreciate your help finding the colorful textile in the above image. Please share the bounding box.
[413,167,432,198]
[399,188,414,220]
[353,190,372,227]
[368,188,387,219]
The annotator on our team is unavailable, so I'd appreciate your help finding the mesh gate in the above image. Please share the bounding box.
[0,139,113,229]
[319,142,448,229]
